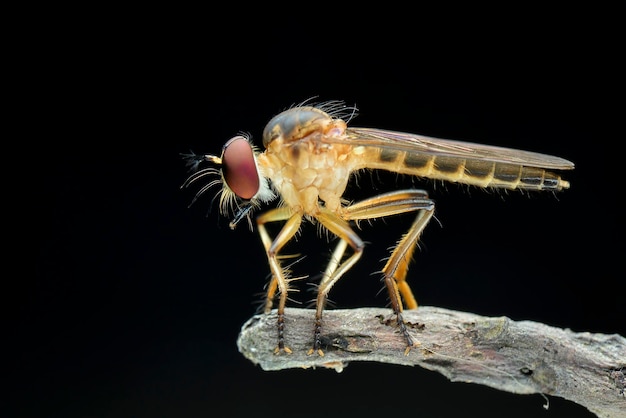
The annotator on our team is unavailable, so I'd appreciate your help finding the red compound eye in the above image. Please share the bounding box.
[222,136,260,200]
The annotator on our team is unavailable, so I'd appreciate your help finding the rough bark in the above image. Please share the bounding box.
[237,306,625,418]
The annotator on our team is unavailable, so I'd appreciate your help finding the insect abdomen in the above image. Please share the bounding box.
[365,148,570,191]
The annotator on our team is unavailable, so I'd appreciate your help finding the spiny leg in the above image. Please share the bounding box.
[257,207,302,354]
[306,237,348,355]
[320,239,349,288]
[257,207,293,314]
[344,190,434,354]
[309,208,364,356]
[382,209,433,354]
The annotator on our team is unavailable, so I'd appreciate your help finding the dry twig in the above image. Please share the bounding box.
[237,306,625,418]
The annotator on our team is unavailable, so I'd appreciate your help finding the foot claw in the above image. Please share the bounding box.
[403,340,421,356]
[274,346,293,355]
[307,348,324,357]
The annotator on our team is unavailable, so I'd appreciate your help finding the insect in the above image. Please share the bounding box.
[182,100,574,356]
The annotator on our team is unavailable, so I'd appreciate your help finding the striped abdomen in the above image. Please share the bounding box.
[360,147,570,191]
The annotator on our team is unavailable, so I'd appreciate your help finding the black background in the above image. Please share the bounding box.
[19,6,624,418]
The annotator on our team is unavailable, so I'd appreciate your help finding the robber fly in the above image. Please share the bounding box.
[182,100,574,356]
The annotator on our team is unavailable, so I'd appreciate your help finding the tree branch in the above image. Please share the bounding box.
[237,306,625,418]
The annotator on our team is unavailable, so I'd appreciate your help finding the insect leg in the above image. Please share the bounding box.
[256,207,302,354]
[321,238,349,287]
[310,209,365,356]
[343,189,434,354]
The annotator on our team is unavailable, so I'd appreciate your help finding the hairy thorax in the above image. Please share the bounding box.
[257,135,358,215]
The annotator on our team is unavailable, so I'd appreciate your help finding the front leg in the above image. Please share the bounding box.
[257,207,302,354]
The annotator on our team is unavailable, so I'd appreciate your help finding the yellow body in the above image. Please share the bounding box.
[185,102,574,356]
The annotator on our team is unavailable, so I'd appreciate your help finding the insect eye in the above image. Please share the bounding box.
[221,136,260,200]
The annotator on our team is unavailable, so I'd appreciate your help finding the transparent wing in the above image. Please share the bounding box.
[334,127,575,170]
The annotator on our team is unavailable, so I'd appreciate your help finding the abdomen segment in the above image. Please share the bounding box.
[362,148,570,191]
